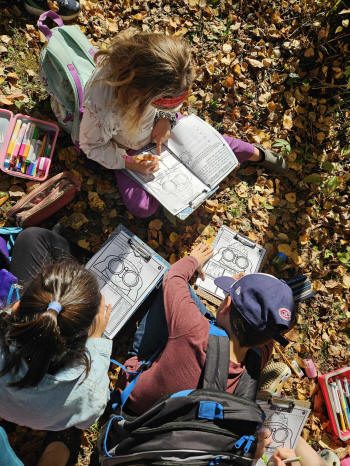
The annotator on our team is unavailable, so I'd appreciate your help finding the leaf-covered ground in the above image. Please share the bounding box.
[0,0,349,464]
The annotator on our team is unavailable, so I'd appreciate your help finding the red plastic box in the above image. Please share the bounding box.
[319,366,350,442]
[0,109,59,181]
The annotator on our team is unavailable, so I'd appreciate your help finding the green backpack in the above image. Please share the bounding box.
[37,10,96,145]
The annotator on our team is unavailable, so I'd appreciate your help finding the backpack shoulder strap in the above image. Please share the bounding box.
[202,322,230,391]
[233,348,262,400]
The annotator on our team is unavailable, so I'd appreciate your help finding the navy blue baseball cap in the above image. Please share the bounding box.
[214,273,295,347]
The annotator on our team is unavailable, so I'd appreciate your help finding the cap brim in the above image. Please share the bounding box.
[214,276,237,293]
[274,334,289,347]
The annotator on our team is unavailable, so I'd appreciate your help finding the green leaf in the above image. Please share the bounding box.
[303,173,323,184]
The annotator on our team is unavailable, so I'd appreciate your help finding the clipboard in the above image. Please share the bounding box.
[195,226,266,303]
[255,396,311,466]
[85,224,169,339]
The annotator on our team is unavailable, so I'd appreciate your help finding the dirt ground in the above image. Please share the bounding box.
[0,0,349,464]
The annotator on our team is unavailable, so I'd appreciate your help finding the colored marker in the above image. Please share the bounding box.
[37,156,49,176]
[11,122,28,158]
[331,381,346,432]
[336,378,350,430]
[6,120,22,156]
[27,127,39,161]
[23,124,34,159]
[18,123,32,157]
[38,133,47,158]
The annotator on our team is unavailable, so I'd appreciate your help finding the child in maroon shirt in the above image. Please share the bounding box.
[123,243,295,415]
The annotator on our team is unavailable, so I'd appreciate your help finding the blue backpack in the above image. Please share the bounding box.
[37,10,96,145]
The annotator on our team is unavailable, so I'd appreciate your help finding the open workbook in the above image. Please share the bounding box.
[196,226,266,302]
[127,115,239,220]
[86,225,169,339]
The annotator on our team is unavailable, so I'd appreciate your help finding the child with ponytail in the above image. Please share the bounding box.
[79,31,287,218]
[0,227,111,436]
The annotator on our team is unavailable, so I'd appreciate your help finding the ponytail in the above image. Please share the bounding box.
[0,261,100,388]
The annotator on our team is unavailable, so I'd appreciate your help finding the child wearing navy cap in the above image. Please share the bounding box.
[122,243,296,415]
[120,243,326,465]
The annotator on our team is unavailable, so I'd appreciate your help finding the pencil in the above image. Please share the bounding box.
[274,344,303,377]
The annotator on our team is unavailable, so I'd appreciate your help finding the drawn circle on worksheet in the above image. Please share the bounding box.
[222,249,235,262]
[272,427,288,443]
[108,258,124,274]
[162,180,177,193]
[236,256,249,270]
[173,173,187,184]
[123,271,139,287]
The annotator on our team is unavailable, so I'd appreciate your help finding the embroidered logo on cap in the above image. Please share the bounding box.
[278,308,291,321]
[235,286,241,295]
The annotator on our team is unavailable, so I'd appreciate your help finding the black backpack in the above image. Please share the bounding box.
[98,322,265,465]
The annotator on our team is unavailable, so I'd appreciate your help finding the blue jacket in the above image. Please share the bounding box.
[0,337,112,431]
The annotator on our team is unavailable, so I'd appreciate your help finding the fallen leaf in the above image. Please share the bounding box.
[285,192,296,203]
[246,58,264,68]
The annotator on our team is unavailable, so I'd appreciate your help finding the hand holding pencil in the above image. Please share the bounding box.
[267,448,301,466]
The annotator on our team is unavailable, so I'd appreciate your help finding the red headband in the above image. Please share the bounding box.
[152,90,188,109]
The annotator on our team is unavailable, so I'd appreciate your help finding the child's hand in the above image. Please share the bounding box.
[126,154,159,176]
[190,243,213,280]
[151,118,171,154]
[267,448,301,466]
[89,295,111,338]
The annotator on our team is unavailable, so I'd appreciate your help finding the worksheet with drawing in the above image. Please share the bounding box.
[86,226,167,338]
[129,147,209,216]
[127,115,238,216]
[256,399,310,466]
[196,226,266,300]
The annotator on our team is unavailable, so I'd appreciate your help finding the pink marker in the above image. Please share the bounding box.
[18,123,32,157]
[37,156,49,176]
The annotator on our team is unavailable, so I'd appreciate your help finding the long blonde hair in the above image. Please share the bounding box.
[94,32,194,132]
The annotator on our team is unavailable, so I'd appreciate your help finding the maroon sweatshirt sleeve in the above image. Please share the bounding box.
[163,256,210,338]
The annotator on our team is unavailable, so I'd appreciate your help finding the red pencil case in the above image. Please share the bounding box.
[319,366,350,441]
[0,108,59,181]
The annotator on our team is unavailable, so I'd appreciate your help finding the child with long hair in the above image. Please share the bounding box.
[79,32,286,218]
[0,227,112,466]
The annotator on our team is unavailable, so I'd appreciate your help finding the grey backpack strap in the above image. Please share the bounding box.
[234,348,262,400]
[202,322,230,391]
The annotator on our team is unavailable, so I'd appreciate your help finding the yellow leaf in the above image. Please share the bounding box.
[343,275,350,289]
[78,239,90,250]
[285,192,296,203]
[283,112,293,130]
[169,232,179,243]
[233,63,241,75]
[299,233,309,245]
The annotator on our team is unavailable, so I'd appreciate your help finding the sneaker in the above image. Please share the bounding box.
[24,0,80,21]
[320,449,341,466]
[258,361,291,396]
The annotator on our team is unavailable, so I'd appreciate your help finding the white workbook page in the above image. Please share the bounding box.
[168,115,239,188]
[196,226,266,300]
[86,228,166,338]
[129,148,209,215]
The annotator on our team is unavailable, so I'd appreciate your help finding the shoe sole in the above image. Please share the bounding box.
[24,3,80,21]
